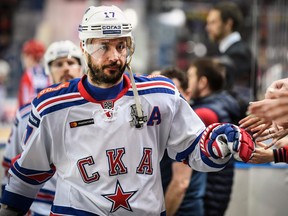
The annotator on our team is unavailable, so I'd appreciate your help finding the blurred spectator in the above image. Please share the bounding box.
[17,39,50,107]
[160,66,189,100]
[0,59,11,122]
[187,57,240,216]
[159,67,206,216]
[206,1,257,119]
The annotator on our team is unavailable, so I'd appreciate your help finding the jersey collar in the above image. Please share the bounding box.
[219,31,241,53]
[78,74,131,103]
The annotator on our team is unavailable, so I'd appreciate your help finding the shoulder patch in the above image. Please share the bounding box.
[28,111,40,128]
[37,82,70,99]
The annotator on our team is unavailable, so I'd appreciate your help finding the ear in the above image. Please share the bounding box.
[198,76,208,89]
[80,41,85,52]
[80,41,88,60]
[226,18,233,31]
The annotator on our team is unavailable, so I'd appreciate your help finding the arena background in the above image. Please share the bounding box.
[1,0,288,215]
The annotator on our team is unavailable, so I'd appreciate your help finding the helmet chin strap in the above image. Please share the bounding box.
[83,43,145,127]
[126,60,146,128]
[126,63,142,117]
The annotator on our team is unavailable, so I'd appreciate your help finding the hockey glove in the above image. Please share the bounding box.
[200,123,255,162]
[228,125,255,162]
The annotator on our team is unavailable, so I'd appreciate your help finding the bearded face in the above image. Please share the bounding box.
[84,38,128,86]
[87,54,126,86]
[206,9,226,43]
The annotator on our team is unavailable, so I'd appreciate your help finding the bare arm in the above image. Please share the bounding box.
[249,142,288,164]
[249,143,274,164]
[164,162,192,216]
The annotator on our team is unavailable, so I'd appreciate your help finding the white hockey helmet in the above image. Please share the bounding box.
[44,40,83,74]
[78,5,135,60]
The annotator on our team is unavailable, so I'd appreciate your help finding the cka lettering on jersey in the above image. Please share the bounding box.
[77,147,153,184]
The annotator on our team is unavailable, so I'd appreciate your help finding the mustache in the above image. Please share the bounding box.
[102,61,122,69]
[60,74,74,82]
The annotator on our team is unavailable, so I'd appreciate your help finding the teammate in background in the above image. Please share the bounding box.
[18,39,50,107]
[187,57,240,216]
[159,67,206,216]
[0,5,255,216]
[1,40,84,215]
[206,1,257,120]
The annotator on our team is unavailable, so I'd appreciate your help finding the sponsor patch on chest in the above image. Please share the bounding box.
[69,118,94,128]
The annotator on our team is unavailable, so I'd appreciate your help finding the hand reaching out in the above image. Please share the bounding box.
[273,136,288,148]
[239,114,272,138]
[265,77,288,99]
[238,114,288,149]
[248,92,288,128]
[243,78,288,164]
[249,142,274,164]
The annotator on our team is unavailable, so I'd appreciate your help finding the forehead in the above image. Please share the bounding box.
[188,66,197,75]
[90,37,127,44]
[50,56,79,64]
[207,9,221,21]
[171,78,181,87]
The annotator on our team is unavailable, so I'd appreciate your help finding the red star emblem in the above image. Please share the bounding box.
[102,180,137,213]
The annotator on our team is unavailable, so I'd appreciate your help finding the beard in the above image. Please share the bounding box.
[190,87,201,99]
[208,27,226,43]
[87,55,126,85]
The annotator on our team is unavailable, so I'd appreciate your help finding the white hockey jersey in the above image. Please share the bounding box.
[2,74,230,216]
[2,103,55,215]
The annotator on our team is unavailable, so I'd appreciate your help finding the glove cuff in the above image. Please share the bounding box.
[200,123,231,159]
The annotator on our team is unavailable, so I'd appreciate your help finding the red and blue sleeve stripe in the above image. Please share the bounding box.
[11,161,56,185]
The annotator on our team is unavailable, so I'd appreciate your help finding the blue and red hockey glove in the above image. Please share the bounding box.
[200,123,255,162]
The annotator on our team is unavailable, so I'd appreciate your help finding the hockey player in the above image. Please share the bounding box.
[18,39,50,108]
[0,5,255,216]
[1,40,84,215]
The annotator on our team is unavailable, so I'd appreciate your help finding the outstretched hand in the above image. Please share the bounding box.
[239,114,272,138]
[249,142,274,164]
[248,92,288,128]
[265,77,288,99]
[239,114,288,149]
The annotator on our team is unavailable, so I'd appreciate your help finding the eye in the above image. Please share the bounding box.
[97,44,108,52]
[117,43,126,51]
[55,62,63,67]
[67,60,78,66]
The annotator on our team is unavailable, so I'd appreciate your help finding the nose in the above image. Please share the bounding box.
[60,62,71,73]
[107,47,121,62]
